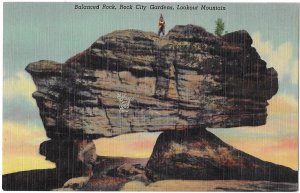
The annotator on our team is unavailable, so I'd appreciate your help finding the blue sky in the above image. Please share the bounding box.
[4,3,298,96]
[3,3,299,173]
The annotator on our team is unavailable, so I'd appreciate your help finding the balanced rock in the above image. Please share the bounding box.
[26,25,278,139]
[25,24,294,184]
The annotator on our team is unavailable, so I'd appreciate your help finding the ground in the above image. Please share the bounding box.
[3,156,298,191]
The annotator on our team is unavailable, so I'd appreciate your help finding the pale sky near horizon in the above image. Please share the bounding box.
[3,3,299,174]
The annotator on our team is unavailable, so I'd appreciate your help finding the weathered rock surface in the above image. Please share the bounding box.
[26,24,278,139]
[40,139,96,178]
[145,129,297,182]
[107,163,148,182]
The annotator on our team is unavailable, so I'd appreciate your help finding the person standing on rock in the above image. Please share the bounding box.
[158,14,166,36]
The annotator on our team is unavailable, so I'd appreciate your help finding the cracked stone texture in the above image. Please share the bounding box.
[26,24,278,139]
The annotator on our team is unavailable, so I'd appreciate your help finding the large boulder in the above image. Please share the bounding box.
[26,25,278,139]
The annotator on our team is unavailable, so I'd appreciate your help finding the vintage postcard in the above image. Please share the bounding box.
[2,2,299,191]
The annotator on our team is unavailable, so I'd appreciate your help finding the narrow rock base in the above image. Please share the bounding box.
[40,139,97,180]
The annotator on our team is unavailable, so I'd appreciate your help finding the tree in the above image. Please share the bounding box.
[215,18,225,36]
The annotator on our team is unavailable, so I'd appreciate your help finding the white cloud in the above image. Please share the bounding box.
[3,121,55,174]
[252,32,298,84]
[3,72,36,104]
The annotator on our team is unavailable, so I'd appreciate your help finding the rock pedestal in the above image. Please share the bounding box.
[145,128,297,182]
[40,139,96,179]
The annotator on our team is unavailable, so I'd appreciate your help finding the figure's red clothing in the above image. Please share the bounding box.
[158,20,165,29]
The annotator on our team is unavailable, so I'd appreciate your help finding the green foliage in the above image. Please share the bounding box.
[214,18,225,36]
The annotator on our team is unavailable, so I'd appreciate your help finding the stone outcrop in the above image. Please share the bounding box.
[40,139,96,178]
[24,24,294,184]
[26,24,278,139]
[145,129,297,182]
